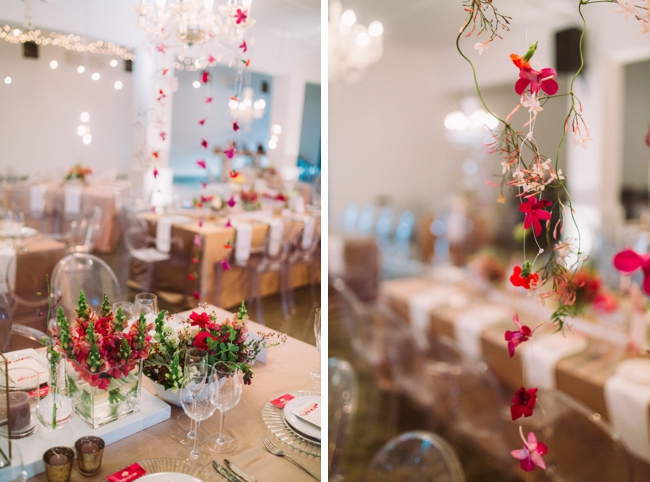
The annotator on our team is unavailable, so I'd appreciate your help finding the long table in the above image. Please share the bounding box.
[28,304,321,481]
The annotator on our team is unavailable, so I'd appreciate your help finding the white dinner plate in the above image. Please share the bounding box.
[283,396,321,441]
[617,358,650,385]
[137,473,203,482]
[0,226,38,238]
[3,348,49,387]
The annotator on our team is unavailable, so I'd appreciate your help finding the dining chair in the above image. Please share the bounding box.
[357,203,376,236]
[0,291,47,352]
[290,220,321,305]
[49,205,103,253]
[363,431,466,482]
[342,202,359,233]
[50,253,120,321]
[375,206,394,251]
[328,358,359,481]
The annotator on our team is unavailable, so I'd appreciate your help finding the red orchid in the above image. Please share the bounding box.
[158,89,166,101]
[235,8,248,24]
[225,218,232,227]
[613,248,650,295]
[193,331,218,350]
[222,258,231,270]
[201,139,208,149]
[511,387,537,420]
[205,97,213,104]
[519,198,552,236]
[239,40,247,52]
[153,168,159,179]
[197,160,206,169]
[243,59,251,67]
[229,169,239,178]
[230,95,238,101]
[201,71,210,83]
[515,67,559,96]
[193,234,201,247]
[199,118,206,125]
[189,311,212,329]
[224,240,232,249]
[510,263,539,290]
[208,54,215,64]
[201,182,207,188]
[504,313,535,358]
[233,121,240,131]
[227,195,236,208]
[162,68,169,76]
[224,145,236,159]
[193,290,200,300]
[200,195,213,203]
[511,429,547,472]
[188,274,196,281]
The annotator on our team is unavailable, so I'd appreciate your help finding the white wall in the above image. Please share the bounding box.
[621,59,650,191]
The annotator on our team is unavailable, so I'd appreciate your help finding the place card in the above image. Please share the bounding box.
[106,462,147,482]
[292,400,321,428]
[270,393,295,408]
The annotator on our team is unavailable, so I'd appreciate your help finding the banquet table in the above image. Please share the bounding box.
[27,304,321,481]
[139,211,320,309]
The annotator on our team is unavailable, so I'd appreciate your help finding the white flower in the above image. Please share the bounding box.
[522,93,543,114]
[474,41,490,55]
[211,196,223,210]
[638,19,650,35]
[616,0,638,20]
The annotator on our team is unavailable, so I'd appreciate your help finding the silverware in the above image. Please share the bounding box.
[260,436,320,481]
[224,459,257,482]
[212,460,243,482]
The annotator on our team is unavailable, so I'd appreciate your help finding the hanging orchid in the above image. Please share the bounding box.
[511,428,547,472]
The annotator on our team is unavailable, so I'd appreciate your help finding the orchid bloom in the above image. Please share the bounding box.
[193,234,201,247]
[474,40,490,55]
[198,218,204,227]
[519,198,552,236]
[208,54,215,64]
[156,44,166,54]
[160,131,166,141]
[230,170,239,178]
[201,71,210,83]
[201,139,208,149]
[239,40,247,52]
[613,248,650,295]
[193,291,200,300]
[153,168,159,179]
[616,0,638,20]
[225,218,232,227]
[227,195,236,208]
[224,145,236,159]
[521,93,543,115]
[197,160,206,169]
[199,118,206,125]
[511,387,537,420]
[157,89,166,101]
[511,428,547,472]
[233,121,240,131]
[221,258,231,270]
[235,8,248,24]
[515,67,559,96]
[504,313,536,358]
[205,97,213,104]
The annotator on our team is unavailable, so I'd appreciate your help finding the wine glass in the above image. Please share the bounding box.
[112,302,134,324]
[177,348,208,445]
[205,363,243,454]
[307,308,321,387]
[133,293,158,323]
[178,363,217,466]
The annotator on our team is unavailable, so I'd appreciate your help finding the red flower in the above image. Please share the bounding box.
[244,59,250,67]
[188,274,196,281]
[193,290,200,300]
[515,67,559,96]
[229,169,239,178]
[235,8,248,24]
[201,71,210,83]
[193,331,218,350]
[205,97,213,104]
[239,40,247,52]
[227,195,236,207]
[201,139,208,149]
[511,387,537,420]
[222,258,231,270]
[152,151,159,159]
[160,131,166,141]
[199,118,206,125]
[233,122,239,131]
[505,314,533,358]
[198,218,204,227]
[613,248,650,295]
[510,266,539,290]
[510,53,531,70]
[519,198,552,236]
[189,311,212,328]
[153,168,159,179]
[208,54,215,64]
[511,430,547,472]
[225,218,232,227]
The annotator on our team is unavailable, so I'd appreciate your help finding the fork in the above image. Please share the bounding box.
[260,436,320,481]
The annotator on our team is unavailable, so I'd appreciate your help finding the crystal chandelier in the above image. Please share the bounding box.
[132,0,255,67]
[329,0,383,84]
[229,87,265,130]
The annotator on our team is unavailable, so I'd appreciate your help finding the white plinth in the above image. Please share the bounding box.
[0,389,170,480]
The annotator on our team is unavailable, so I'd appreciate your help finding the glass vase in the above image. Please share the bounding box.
[36,355,74,442]
[67,359,143,429]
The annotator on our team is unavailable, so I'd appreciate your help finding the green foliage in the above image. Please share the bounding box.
[119,337,132,361]
[237,300,247,320]
[56,306,75,359]
[115,306,126,331]
[86,318,103,373]
[100,293,111,317]
[136,313,147,350]
[165,353,183,392]
[77,290,90,320]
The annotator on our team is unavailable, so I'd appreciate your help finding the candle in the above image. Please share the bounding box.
[48,453,70,466]
[81,441,99,454]
[8,392,30,433]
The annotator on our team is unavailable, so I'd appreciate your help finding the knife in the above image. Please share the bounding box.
[224,459,257,482]
[212,460,243,482]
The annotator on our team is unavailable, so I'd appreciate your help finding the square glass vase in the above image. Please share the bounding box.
[66,359,143,429]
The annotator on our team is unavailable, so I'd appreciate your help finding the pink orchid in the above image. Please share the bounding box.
[208,54,215,64]
[239,40,247,52]
[225,218,232,227]
[515,67,559,96]
[519,198,552,236]
[156,44,166,54]
[224,145,236,159]
[201,182,207,188]
[153,168,159,179]
[613,248,650,295]
[221,258,231,271]
[157,89,166,101]
[193,234,201,247]
[511,429,547,472]
[235,8,248,24]
[233,121,240,131]
[160,131,166,141]
[197,160,206,169]
[201,71,210,83]
[227,195,236,208]
[199,118,206,125]
[198,218,204,227]
[205,97,213,104]
[201,139,208,149]
[505,313,534,358]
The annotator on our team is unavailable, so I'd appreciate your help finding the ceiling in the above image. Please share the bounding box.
[255,0,320,43]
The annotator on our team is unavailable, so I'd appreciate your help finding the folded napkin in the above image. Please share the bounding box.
[155,216,191,253]
[522,333,588,389]
[230,221,253,262]
[261,218,284,256]
[285,213,315,249]
[454,305,511,361]
[64,185,83,214]
[407,286,458,339]
[328,234,344,276]
[29,185,47,214]
[0,246,16,293]
[604,359,650,462]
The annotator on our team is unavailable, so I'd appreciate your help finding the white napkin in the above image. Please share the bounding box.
[407,286,458,338]
[155,215,191,253]
[522,333,588,389]
[265,218,284,256]
[29,185,47,214]
[328,234,344,275]
[454,305,511,361]
[0,246,16,293]
[285,213,315,249]
[604,359,650,462]
[64,185,83,214]
[231,221,253,262]
[295,195,305,214]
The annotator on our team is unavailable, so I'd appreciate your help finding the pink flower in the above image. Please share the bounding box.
[201,139,208,149]
[224,145,236,159]
[193,234,201,247]
[222,258,230,270]
[505,313,534,358]
[201,71,210,83]
[233,122,240,132]
[153,168,158,179]
[239,40,247,52]
[519,198,552,237]
[225,218,232,227]
[197,160,206,169]
[235,8,247,24]
[511,430,547,472]
[515,68,559,96]
[189,311,212,329]
[208,54,215,64]
[227,195,236,208]
[205,97,213,104]
[198,218,204,227]
[156,44,166,54]
[613,248,650,295]
[199,118,206,125]
[160,131,166,141]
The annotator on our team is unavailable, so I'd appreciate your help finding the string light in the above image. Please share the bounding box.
[192,81,200,88]
[49,60,58,69]
[0,24,134,61]
[4,77,11,84]
[110,59,118,67]
[82,133,92,145]
[91,72,100,80]
[114,81,123,90]
[80,112,89,122]
[77,66,85,73]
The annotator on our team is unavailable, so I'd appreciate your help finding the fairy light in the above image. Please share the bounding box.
[114,81,123,90]
[50,60,58,69]
[192,81,200,88]
[77,125,86,136]
[110,59,118,67]
[4,77,11,84]
[91,72,100,80]
[80,112,89,122]
[82,133,92,145]
[272,124,281,135]
[77,66,85,73]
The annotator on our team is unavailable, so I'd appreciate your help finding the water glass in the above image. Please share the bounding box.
[307,308,321,386]
[178,348,208,446]
[112,302,134,325]
[134,293,158,323]
[205,363,243,454]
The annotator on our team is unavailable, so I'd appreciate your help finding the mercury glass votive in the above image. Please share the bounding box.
[74,435,105,476]
[43,447,74,482]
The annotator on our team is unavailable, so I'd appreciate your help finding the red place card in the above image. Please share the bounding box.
[270,393,295,408]
[106,463,147,482]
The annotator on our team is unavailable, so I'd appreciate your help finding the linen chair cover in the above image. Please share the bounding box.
[357,204,376,236]
[51,253,120,322]
[328,358,359,480]
[363,431,466,482]
[342,202,359,233]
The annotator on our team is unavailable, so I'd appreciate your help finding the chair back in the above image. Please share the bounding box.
[66,205,102,252]
[0,291,13,352]
[395,211,415,247]
[123,208,153,252]
[364,431,466,482]
[342,202,359,233]
[51,253,120,321]
[375,207,394,248]
[328,358,359,479]
[357,204,375,236]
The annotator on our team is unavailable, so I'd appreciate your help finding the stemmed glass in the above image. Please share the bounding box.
[307,308,321,388]
[205,363,243,454]
[178,363,217,466]
[112,301,134,324]
[133,293,158,323]
[178,348,208,446]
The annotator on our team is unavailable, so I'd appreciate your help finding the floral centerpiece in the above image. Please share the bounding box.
[144,302,286,404]
[53,291,151,428]
[64,164,92,182]
[240,188,261,211]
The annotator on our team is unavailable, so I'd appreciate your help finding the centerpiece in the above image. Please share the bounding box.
[144,302,286,406]
[64,164,92,183]
[239,188,260,211]
[52,292,151,428]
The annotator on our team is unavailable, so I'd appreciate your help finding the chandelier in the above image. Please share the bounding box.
[329,0,383,84]
[229,87,265,130]
[132,0,255,67]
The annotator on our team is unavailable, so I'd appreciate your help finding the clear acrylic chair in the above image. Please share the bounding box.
[51,253,120,322]
[357,203,376,236]
[290,223,321,305]
[49,205,103,253]
[375,206,394,252]
[342,202,360,233]
[328,358,359,480]
[363,431,466,482]
[0,291,47,352]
